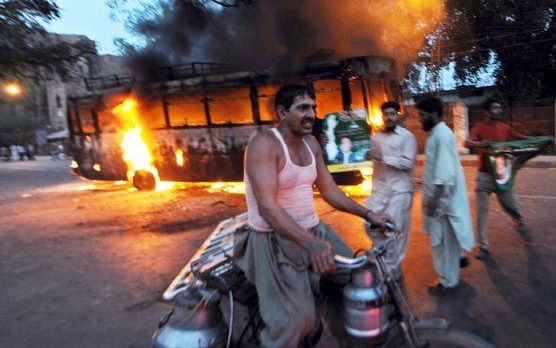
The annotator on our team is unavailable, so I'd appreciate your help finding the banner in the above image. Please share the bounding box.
[321,108,372,173]
[484,136,553,192]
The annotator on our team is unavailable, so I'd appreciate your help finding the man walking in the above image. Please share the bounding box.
[235,84,391,347]
[466,98,530,259]
[417,97,474,290]
[365,101,416,279]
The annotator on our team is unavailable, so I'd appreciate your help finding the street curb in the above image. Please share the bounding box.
[415,155,556,168]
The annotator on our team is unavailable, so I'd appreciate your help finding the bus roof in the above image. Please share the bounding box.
[80,54,396,98]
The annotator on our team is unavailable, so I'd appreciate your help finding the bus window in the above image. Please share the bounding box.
[69,107,80,133]
[79,105,95,133]
[140,100,166,129]
[166,93,207,127]
[97,106,119,133]
[313,79,343,118]
[348,77,366,110]
[208,87,253,125]
[257,84,279,122]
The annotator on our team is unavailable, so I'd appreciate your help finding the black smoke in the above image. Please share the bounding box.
[125,0,444,79]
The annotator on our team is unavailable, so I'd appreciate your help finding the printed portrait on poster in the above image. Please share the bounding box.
[488,154,513,185]
[321,108,372,173]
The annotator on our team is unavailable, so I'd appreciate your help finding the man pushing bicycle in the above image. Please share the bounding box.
[234,84,392,347]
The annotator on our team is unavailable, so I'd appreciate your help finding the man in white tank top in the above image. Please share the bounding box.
[234,84,392,347]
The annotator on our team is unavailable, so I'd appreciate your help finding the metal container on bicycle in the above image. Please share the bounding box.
[153,287,227,348]
[343,261,390,343]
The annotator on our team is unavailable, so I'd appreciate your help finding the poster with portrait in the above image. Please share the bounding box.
[484,136,553,192]
[321,108,372,173]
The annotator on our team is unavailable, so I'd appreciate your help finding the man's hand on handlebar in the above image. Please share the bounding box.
[306,238,337,275]
[364,210,395,230]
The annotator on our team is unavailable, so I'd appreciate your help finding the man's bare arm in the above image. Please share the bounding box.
[465,139,490,148]
[465,127,490,148]
[308,136,389,226]
[246,132,314,248]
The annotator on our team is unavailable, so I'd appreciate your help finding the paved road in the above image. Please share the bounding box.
[0,157,81,203]
[1,159,555,347]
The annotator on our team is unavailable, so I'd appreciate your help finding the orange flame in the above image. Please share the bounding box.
[113,99,174,191]
[367,106,384,132]
[175,149,184,167]
[340,166,373,196]
[121,127,155,176]
[207,182,246,194]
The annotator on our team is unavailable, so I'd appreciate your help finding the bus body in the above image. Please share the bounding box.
[67,55,398,186]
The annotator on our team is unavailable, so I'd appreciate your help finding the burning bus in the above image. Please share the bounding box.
[67,55,399,190]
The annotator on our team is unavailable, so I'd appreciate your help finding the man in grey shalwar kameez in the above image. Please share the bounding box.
[365,101,417,280]
[416,97,475,289]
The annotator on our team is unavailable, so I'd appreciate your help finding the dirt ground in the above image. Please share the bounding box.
[1,158,555,347]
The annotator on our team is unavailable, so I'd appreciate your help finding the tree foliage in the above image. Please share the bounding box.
[411,0,556,102]
[0,0,95,81]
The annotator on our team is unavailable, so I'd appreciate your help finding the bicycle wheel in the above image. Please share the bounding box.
[415,327,496,348]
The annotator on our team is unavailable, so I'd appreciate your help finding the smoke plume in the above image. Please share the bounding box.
[127,0,444,79]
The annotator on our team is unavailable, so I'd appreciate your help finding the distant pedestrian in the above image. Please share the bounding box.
[417,97,475,291]
[26,144,35,160]
[10,144,17,160]
[465,98,531,260]
[17,145,25,160]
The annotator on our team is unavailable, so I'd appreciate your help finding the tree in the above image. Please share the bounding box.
[409,0,556,102]
[0,0,95,81]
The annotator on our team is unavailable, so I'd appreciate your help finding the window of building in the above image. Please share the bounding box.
[208,87,253,125]
[78,105,95,133]
[55,95,62,108]
[313,79,343,118]
[166,92,207,127]
[257,84,280,122]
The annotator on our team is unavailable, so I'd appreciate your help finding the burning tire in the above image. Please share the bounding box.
[132,170,156,191]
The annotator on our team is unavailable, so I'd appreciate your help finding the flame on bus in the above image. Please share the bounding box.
[113,99,176,191]
[69,55,402,193]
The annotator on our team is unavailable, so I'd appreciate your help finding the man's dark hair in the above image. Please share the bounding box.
[416,97,444,118]
[483,98,502,111]
[275,84,314,111]
[381,101,400,113]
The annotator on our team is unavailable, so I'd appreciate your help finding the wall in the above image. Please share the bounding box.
[404,97,555,154]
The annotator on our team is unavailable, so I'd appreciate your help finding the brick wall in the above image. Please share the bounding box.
[469,104,555,137]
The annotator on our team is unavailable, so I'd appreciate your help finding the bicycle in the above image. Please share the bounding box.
[153,217,496,348]
[332,223,495,347]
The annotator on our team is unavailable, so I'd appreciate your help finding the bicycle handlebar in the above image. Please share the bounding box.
[334,222,402,269]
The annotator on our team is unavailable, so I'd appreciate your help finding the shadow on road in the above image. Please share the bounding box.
[483,246,556,345]
[425,280,497,346]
